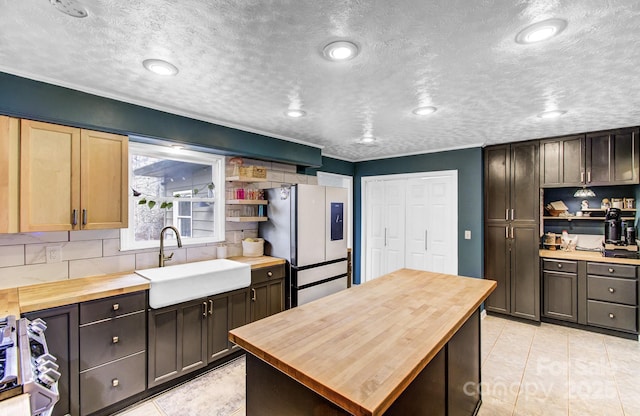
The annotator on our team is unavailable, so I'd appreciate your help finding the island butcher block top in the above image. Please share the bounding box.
[229,268,496,416]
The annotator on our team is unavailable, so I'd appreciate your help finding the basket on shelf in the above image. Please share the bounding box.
[239,165,267,179]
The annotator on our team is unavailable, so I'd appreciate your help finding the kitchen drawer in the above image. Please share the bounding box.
[588,276,637,306]
[587,262,636,279]
[251,264,286,285]
[587,300,637,333]
[542,259,577,273]
[80,291,146,324]
[79,312,146,371]
[79,351,146,416]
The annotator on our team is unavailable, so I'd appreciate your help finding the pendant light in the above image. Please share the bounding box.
[573,187,596,198]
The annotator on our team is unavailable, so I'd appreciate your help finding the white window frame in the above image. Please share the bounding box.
[120,142,225,251]
[172,190,193,238]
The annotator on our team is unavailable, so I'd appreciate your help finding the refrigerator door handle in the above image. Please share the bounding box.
[384,228,387,247]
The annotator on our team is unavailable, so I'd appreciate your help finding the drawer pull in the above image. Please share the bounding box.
[112,303,120,311]
[608,268,614,273]
[112,378,119,387]
[557,264,562,269]
[112,336,119,344]
[267,271,273,277]
[608,287,615,293]
[609,313,615,319]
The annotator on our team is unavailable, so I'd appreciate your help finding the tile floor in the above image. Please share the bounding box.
[116,315,640,415]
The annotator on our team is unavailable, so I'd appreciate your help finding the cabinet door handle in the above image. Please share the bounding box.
[506,209,509,221]
[505,226,509,239]
[384,228,387,247]
[581,171,585,183]
[72,209,78,226]
[608,268,614,273]
[609,313,615,319]
[82,209,87,226]
[112,303,120,311]
[587,171,591,183]
[511,209,514,221]
[209,300,213,315]
[510,226,514,240]
[608,287,615,293]
[112,378,119,387]
[251,288,256,302]
[112,336,119,344]
[202,302,207,318]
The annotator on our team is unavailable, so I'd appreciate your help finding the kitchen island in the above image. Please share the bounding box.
[229,269,496,416]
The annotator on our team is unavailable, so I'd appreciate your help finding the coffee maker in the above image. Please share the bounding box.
[603,208,639,258]
[604,208,622,245]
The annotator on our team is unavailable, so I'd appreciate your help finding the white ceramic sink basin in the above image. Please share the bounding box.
[135,259,251,309]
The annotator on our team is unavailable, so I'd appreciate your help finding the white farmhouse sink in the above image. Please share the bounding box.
[135,259,251,309]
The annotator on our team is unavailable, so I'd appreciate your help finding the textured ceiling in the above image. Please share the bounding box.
[1,0,639,161]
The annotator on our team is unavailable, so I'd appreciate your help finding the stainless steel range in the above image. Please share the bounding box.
[0,316,60,415]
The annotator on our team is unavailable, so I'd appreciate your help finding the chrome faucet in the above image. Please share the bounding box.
[159,226,183,267]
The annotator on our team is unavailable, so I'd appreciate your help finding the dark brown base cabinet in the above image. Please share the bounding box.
[148,266,286,388]
[542,258,639,337]
[250,264,285,322]
[542,259,578,323]
[24,292,147,416]
[147,290,245,388]
[24,304,80,416]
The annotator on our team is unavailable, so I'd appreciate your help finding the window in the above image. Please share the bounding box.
[120,142,225,250]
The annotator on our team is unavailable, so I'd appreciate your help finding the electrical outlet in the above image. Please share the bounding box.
[464,230,471,240]
[45,246,62,263]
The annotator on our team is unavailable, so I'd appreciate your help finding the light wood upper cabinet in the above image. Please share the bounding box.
[0,116,20,233]
[20,119,128,232]
[80,129,128,229]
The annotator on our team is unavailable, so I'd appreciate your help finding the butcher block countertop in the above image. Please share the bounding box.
[0,288,20,317]
[9,256,284,314]
[0,394,31,416]
[229,269,496,416]
[540,249,640,265]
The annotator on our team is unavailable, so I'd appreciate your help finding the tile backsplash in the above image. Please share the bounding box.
[0,158,316,290]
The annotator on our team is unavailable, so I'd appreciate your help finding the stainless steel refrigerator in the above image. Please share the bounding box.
[259,184,349,308]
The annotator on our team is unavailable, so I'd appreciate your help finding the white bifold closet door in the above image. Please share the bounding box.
[405,175,456,274]
[365,179,406,280]
[363,171,457,282]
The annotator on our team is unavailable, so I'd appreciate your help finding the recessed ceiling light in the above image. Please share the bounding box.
[50,0,88,18]
[516,18,568,44]
[322,41,359,61]
[285,109,306,118]
[538,110,567,119]
[359,136,376,144]
[143,59,179,76]
[412,106,438,116]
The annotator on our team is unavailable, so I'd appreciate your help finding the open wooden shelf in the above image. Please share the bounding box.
[226,200,268,205]
[226,176,267,182]
[226,216,268,222]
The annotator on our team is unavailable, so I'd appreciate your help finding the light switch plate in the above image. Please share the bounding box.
[464,230,471,240]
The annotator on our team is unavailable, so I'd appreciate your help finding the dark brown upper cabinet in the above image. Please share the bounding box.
[540,128,639,187]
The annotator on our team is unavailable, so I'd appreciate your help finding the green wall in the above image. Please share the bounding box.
[1,71,483,284]
[0,72,322,167]
[353,148,484,283]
